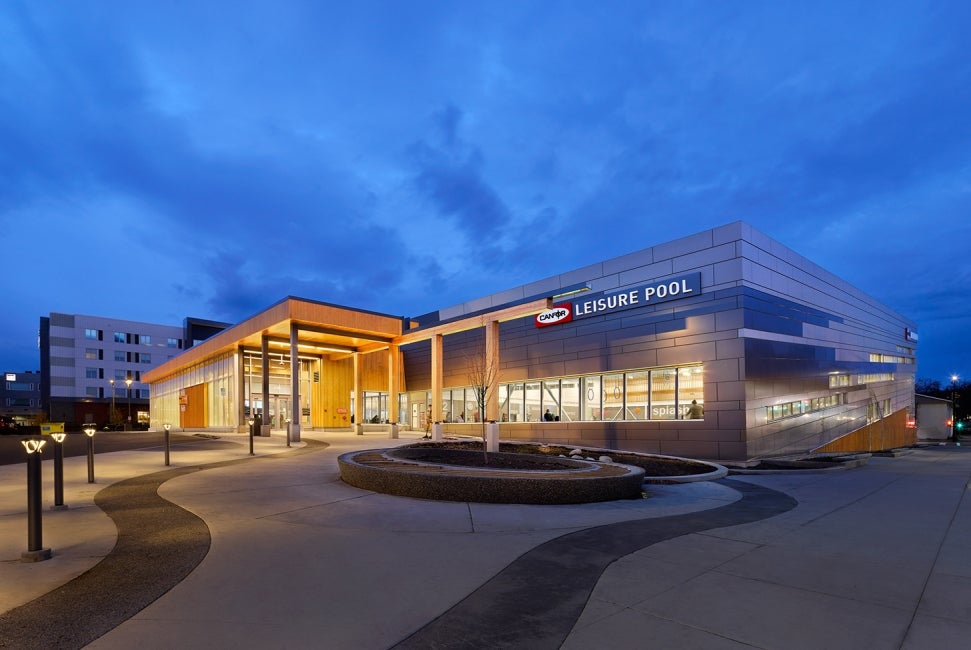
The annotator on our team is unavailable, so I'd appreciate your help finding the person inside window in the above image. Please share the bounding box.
[544,409,554,421]
[686,400,704,419]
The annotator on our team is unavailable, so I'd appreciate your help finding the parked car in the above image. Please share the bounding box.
[0,416,19,433]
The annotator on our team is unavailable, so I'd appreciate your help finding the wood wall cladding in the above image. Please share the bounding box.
[814,409,915,453]
[319,357,353,428]
[183,383,208,428]
[313,351,406,427]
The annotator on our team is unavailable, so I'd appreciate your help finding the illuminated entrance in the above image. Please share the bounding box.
[242,352,316,429]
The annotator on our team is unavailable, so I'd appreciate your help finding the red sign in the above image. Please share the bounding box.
[535,304,573,328]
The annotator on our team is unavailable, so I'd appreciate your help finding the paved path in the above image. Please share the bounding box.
[0,432,968,649]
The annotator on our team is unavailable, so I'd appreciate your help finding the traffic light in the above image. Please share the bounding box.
[958,420,965,431]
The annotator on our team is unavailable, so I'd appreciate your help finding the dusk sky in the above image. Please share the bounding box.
[1,2,968,383]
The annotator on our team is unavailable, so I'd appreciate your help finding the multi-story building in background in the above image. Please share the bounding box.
[39,314,227,429]
[1,370,42,427]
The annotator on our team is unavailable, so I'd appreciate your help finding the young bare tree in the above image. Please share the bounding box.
[464,343,499,463]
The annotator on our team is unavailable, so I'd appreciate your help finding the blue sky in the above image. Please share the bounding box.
[1,1,968,382]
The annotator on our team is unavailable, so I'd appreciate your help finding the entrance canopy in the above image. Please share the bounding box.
[144,296,407,384]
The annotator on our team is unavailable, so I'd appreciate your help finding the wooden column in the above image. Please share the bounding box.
[485,320,500,422]
[431,334,443,422]
[388,344,400,424]
[290,323,301,442]
[260,335,270,436]
[353,352,363,432]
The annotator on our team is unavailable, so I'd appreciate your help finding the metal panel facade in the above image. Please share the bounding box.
[403,221,916,461]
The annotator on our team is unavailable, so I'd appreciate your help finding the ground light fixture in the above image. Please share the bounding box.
[248,418,255,456]
[163,422,171,466]
[51,432,68,509]
[83,423,97,483]
[22,437,51,562]
[285,417,292,447]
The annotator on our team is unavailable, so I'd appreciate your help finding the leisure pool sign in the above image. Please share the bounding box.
[535,272,701,328]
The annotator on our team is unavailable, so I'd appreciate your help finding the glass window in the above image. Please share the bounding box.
[650,368,677,420]
[167,338,179,348]
[602,373,624,421]
[625,371,649,420]
[85,328,99,340]
[114,332,125,343]
[85,367,99,379]
[524,382,542,422]
[114,370,128,381]
[582,376,601,421]
[560,378,580,422]
[142,335,151,346]
[677,366,704,419]
[115,351,126,362]
[507,382,524,422]
[440,389,452,422]
[497,384,510,422]
[451,388,466,422]
[85,348,99,360]
[466,388,481,422]
[85,387,99,397]
[542,380,560,421]
[141,353,151,364]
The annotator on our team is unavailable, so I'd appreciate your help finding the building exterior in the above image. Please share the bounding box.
[144,222,918,461]
[1,370,42,427]
[39,314,228,429]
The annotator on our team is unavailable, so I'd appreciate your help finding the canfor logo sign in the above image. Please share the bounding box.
[535,304,573,328]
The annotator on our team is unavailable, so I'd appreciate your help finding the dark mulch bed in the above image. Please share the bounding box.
[408,441,713,476]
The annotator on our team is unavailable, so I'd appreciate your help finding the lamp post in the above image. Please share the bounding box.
[125,377,133,431]
[22,438,51,562]
[952,374,959,442]
[83,423,97,483]
[51,432,68,509]
[248,418,255,456]
[109,378,116,429]
[163,422,171,466]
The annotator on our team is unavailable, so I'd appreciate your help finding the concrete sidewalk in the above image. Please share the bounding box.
[1,432,969,649]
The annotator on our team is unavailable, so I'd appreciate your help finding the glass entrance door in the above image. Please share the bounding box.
[273,397,290,429]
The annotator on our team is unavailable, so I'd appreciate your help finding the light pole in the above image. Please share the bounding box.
[109,379,116,429]
[951,374,959,441]
[163,422,171,466]
[83,424,97,483]
[51,432,68,509]
[125,377,133,431]
[22,438,51,562]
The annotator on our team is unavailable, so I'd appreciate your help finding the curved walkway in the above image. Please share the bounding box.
[393,479,796,649]
[0,439,327,649]
[2,439,968,649]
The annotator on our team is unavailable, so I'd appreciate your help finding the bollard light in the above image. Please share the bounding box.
[248,418,255,456]
[51,433,68,510]
[163,422,172,466]
[22,438,52,562]
[285,417,292,448]
[83,424,97,483]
